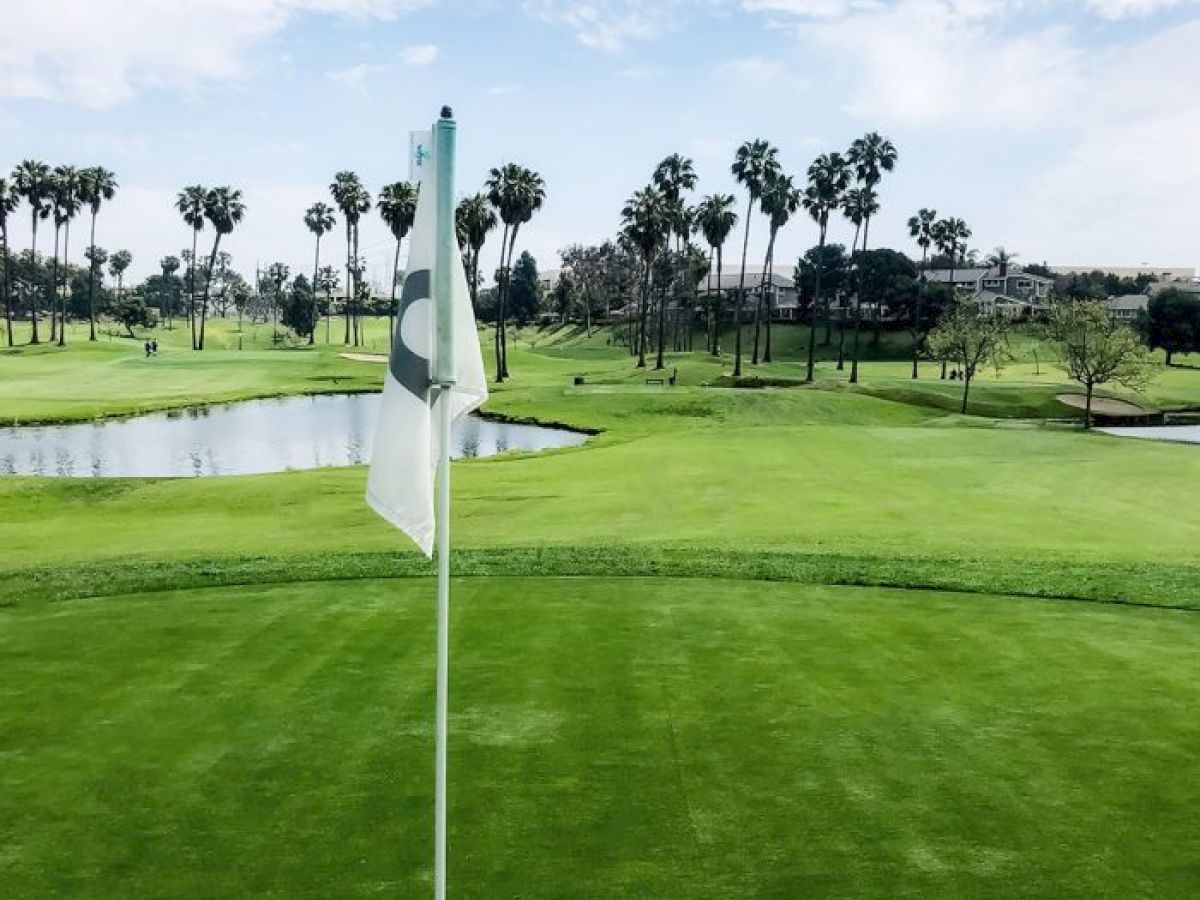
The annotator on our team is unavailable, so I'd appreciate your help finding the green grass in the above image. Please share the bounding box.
[3,315,1200,897]
[4,577,1199,899]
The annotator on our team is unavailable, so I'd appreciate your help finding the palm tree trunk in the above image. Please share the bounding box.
[344,223,353,344]
[733,196,752,377]
[942,258,957,379]
[705,247,714,356]
[763,232,777,364]
[198,234,222,351]
[58,221,70,346]
[849,215,871,385]
[310,235,321,346]
[389,237,401,349]
[28,215,40,345]
[752,237,769,365]
[49,226,60,344]
[838,222,862,372]
[501,225,519,378]
[637,257,651,368]
[352,224,361,347]
[1,223,11,348]
[913,246,927,379]
[494,222,509,381]
[189,228,199,350]
[655,257,668,370]
[713,245,724,357]
[87,212,97,341]
[806,225,827,381]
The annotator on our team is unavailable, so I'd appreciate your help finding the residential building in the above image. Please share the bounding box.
[1106,294,1149,321]
[924,262,1054,317]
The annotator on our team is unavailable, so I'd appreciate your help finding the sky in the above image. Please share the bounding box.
[2,0,1198,286]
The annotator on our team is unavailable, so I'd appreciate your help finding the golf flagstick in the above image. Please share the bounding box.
[432,108,455,900]
[367,105,487,899]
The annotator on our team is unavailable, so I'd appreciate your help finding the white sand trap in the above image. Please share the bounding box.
[340,352,388,364]
[1056,393,1153,416]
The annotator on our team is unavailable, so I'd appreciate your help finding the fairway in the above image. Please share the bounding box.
[3,319,1200,898]
[3,577,1198,899]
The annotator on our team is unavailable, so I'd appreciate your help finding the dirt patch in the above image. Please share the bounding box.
[339,352,388,364]
[1056,393,1153,416]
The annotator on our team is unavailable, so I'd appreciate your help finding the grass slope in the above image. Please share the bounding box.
[3,577,1198,899]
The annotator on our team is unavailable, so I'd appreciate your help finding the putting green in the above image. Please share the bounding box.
[2,577,1198,899]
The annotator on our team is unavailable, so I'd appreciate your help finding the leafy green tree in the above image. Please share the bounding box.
[281,274,317,338]
[620,186,670,368]
[486,163,546,381]
[926,298,1009,414]
[108,250,132,301]
[693,193,738,356]
[802,152,851,380]
[12,159,53,344]
[175,185,207,349]
[508,251,542,326]
[846,131,898,384]
[78,166,117,341]
[907,207,938,379]
[0,176,17,346]
[196,187,245,350]
[113,295,156,338]
[455,193,497,316]
[377,181,419,348]
[303,202,336,346]
[1048,299,1155,428]
[329,171,371,345]
[1140,288,1200,365]
[730,139,780,377]
[265,262,290,341]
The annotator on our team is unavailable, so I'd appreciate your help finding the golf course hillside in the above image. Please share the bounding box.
[2,318,1199,898]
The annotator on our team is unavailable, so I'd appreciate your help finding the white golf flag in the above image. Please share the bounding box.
[366,130,487,555]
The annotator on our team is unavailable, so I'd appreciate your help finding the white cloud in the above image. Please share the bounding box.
[0,0,434,107]
[1085,0,1194,16]
[521,0,683,51]
[326,62,382,89]
[715,55,809,91]
[486,83,524,95]
[399,43,440,66]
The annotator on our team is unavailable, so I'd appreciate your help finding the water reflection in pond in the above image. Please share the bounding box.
[1097,425,1200,445]
[0,393,587,477]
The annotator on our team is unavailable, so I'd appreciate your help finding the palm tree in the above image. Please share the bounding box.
[377,182,419,348]
[329,172,371,345]
[845,132,898,384]
[985,246,1019,275]
[50,165,82,346]
[652,155,697,359]
[0,178,18,346]
[108,250,132,301]
[175,185,207,349]
[160,255,180,328]
[801,152,852,381]
[455,193,497,316]
[303,202,336,346]
[620,186,670,368]
[196,187,245,350]
[907,207,938,379]
[485,163,546,381]
[77,167,117,342]
[932,216,972,378]
[693,193,737,356]
[11,160,53,344]
[730,139,780,377]
[837,186,877,370]
[754,172,800,364]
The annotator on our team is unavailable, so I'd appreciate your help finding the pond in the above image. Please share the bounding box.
[1097,425,1200,445]
[0,393,588,478]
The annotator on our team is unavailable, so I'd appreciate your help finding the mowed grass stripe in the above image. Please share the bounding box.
[2,577,1198,898]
